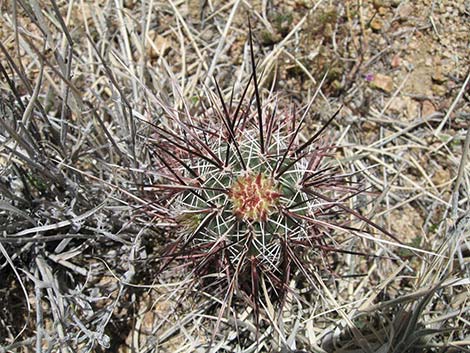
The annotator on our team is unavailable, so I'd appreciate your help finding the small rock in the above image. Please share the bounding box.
[370,18,383,31]
[371,73,394,93]
[391,54,401,68]
[398,3,414,19]
[432,84,447,96]
[373,0,384,10]
[440,37,451,47]
[147,31,169,59]
[407,99,419,119]
[378,6,388,15]
[432,167,450,186]
[408,40,418,50]
[389,96,419,119]
[124,0,135,9]
[389,96,407,114]
[431,68,446,84]
[422,100,436,117]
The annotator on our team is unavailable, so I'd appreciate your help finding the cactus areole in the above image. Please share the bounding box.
[229,173,281,222]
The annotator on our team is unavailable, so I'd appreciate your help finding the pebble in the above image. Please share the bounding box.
[432,167,450,186]
[398,3,414,18]
[388,96,420,120]
[371,73,394,93]
[373,0,384,9]
[370,18,383,31]
[389,96,407,114]
[422,100,436,117]
[432,68,446,84]
[147,31,170,59]
[407,98,419,119]
[432,84,447,96]
[391,54,401,68]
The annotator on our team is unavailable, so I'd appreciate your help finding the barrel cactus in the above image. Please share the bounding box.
[163,104,339,281]
[150,35,394,315]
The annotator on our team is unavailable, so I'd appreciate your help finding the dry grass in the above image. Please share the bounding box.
[0,0,469,352]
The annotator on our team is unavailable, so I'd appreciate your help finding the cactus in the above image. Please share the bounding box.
[150,32,397,321]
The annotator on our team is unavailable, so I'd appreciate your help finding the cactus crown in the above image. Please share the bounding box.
[229,173,281,221]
